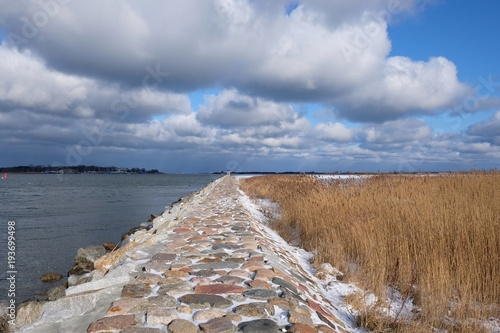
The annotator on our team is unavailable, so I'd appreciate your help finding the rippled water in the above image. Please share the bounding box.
[0,173,221,303]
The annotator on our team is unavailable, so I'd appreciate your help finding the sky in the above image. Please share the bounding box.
[0,0,499,173]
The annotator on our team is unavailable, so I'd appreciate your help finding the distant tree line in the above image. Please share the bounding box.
[0,165,160,174]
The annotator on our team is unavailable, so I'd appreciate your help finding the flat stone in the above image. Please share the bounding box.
[288,310,314,327]
[246,280,271,290]
[149,295,180,307]
[122,283,152,298]
[241,262,265,271]
[272,277,298,294]
[191,269,217,277]
[87,314,136,332]
[199,317,237,333]
[198,257,222,263]
[191,262,239,270]
[164,270,191,278]
[225,314,242,322]
[179,294,233,309]
[225,257,246,264]
[287,323,317,333]
[316,325,337,333]
[243,289,277,300]
[133,272,165,285]
[191,277,212,285]
[234,303,274,318]
[194,284,243,294]
[228,269,251,278]
[146,308,179,325]
[173,227,192,233]
[212,244,242,250]
[158,281,193,296]
[192,308,227,321]
[177,305,193,314]
[107,298,148,315]
[215,276,245,285]
[253,269,276,281]
[238,319,279,333]
[122,328,165,333]
[168,319,200,333]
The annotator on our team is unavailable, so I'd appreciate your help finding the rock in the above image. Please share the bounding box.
[47,285,66,301]
[121,327,165,333]
[168,319,200,333]
[214,276,245,285]
[40,272,63,282]
[243,289,277,300]
[146,308,179,325]
[152,252,177,263]
[74,245,107,268]
[287,323,317,333]
[253,269,276,281]
[107,298,148,315]
[94,241,140,274]
[192,308,226,321]
[87,314,136,332]
[225,314,242,322]
[199,317,237,333]
[164,270,190,278]
[272,277,298,294]
[238,319,280,333]
[6,301,43,330]
[177,305,192,314]
[288,310,314,327]
[191,277,212,285]
[179,294,232,309]
[194,284,243,295]
[191,262,240,270]
[317,324,337,333]
[158,281,193,296]
[191,269,217,277]
[234,303,274,318]
[132,272,165,285]
[212,244,242,250]
[103,241,118,251]
[246,280,271,289]
[149,295,180,307]
[122,283,152,298]
[88,269,104,282]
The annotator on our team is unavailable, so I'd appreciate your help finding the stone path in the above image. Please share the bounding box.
[13,176,357,333]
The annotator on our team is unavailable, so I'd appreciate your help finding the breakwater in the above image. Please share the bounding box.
[7,176,357,333]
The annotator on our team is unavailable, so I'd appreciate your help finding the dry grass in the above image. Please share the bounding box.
[239,171,500,332]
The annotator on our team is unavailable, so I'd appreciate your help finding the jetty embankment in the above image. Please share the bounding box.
[8,175,358,333]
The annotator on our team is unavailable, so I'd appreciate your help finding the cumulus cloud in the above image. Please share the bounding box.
[467,111,500,145]
[0,0,473,121]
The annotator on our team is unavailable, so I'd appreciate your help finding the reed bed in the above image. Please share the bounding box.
[240,171,500,332]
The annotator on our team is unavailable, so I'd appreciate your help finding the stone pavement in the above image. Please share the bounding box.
[13,176,357,333]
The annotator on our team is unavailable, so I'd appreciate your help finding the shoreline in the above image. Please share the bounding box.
[5,175,359,333]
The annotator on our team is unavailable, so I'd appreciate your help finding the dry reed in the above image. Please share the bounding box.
[240,171,500,332]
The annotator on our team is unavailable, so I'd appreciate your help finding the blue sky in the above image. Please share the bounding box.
[0,1,498,172]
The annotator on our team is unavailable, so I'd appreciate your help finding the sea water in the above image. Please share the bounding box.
[0,173,221,303]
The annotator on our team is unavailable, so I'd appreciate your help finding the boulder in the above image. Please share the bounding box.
[40,272,64,282]
[74,245,107,269]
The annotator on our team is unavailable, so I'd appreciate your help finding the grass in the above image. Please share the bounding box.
[239,171,500,332]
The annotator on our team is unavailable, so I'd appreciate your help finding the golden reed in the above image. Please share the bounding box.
[240,171,499,332]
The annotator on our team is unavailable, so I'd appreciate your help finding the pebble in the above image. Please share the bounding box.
[234,302,275,318]
[243,289,277,300]
[122,284,152,298]
[287,323,318,333]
